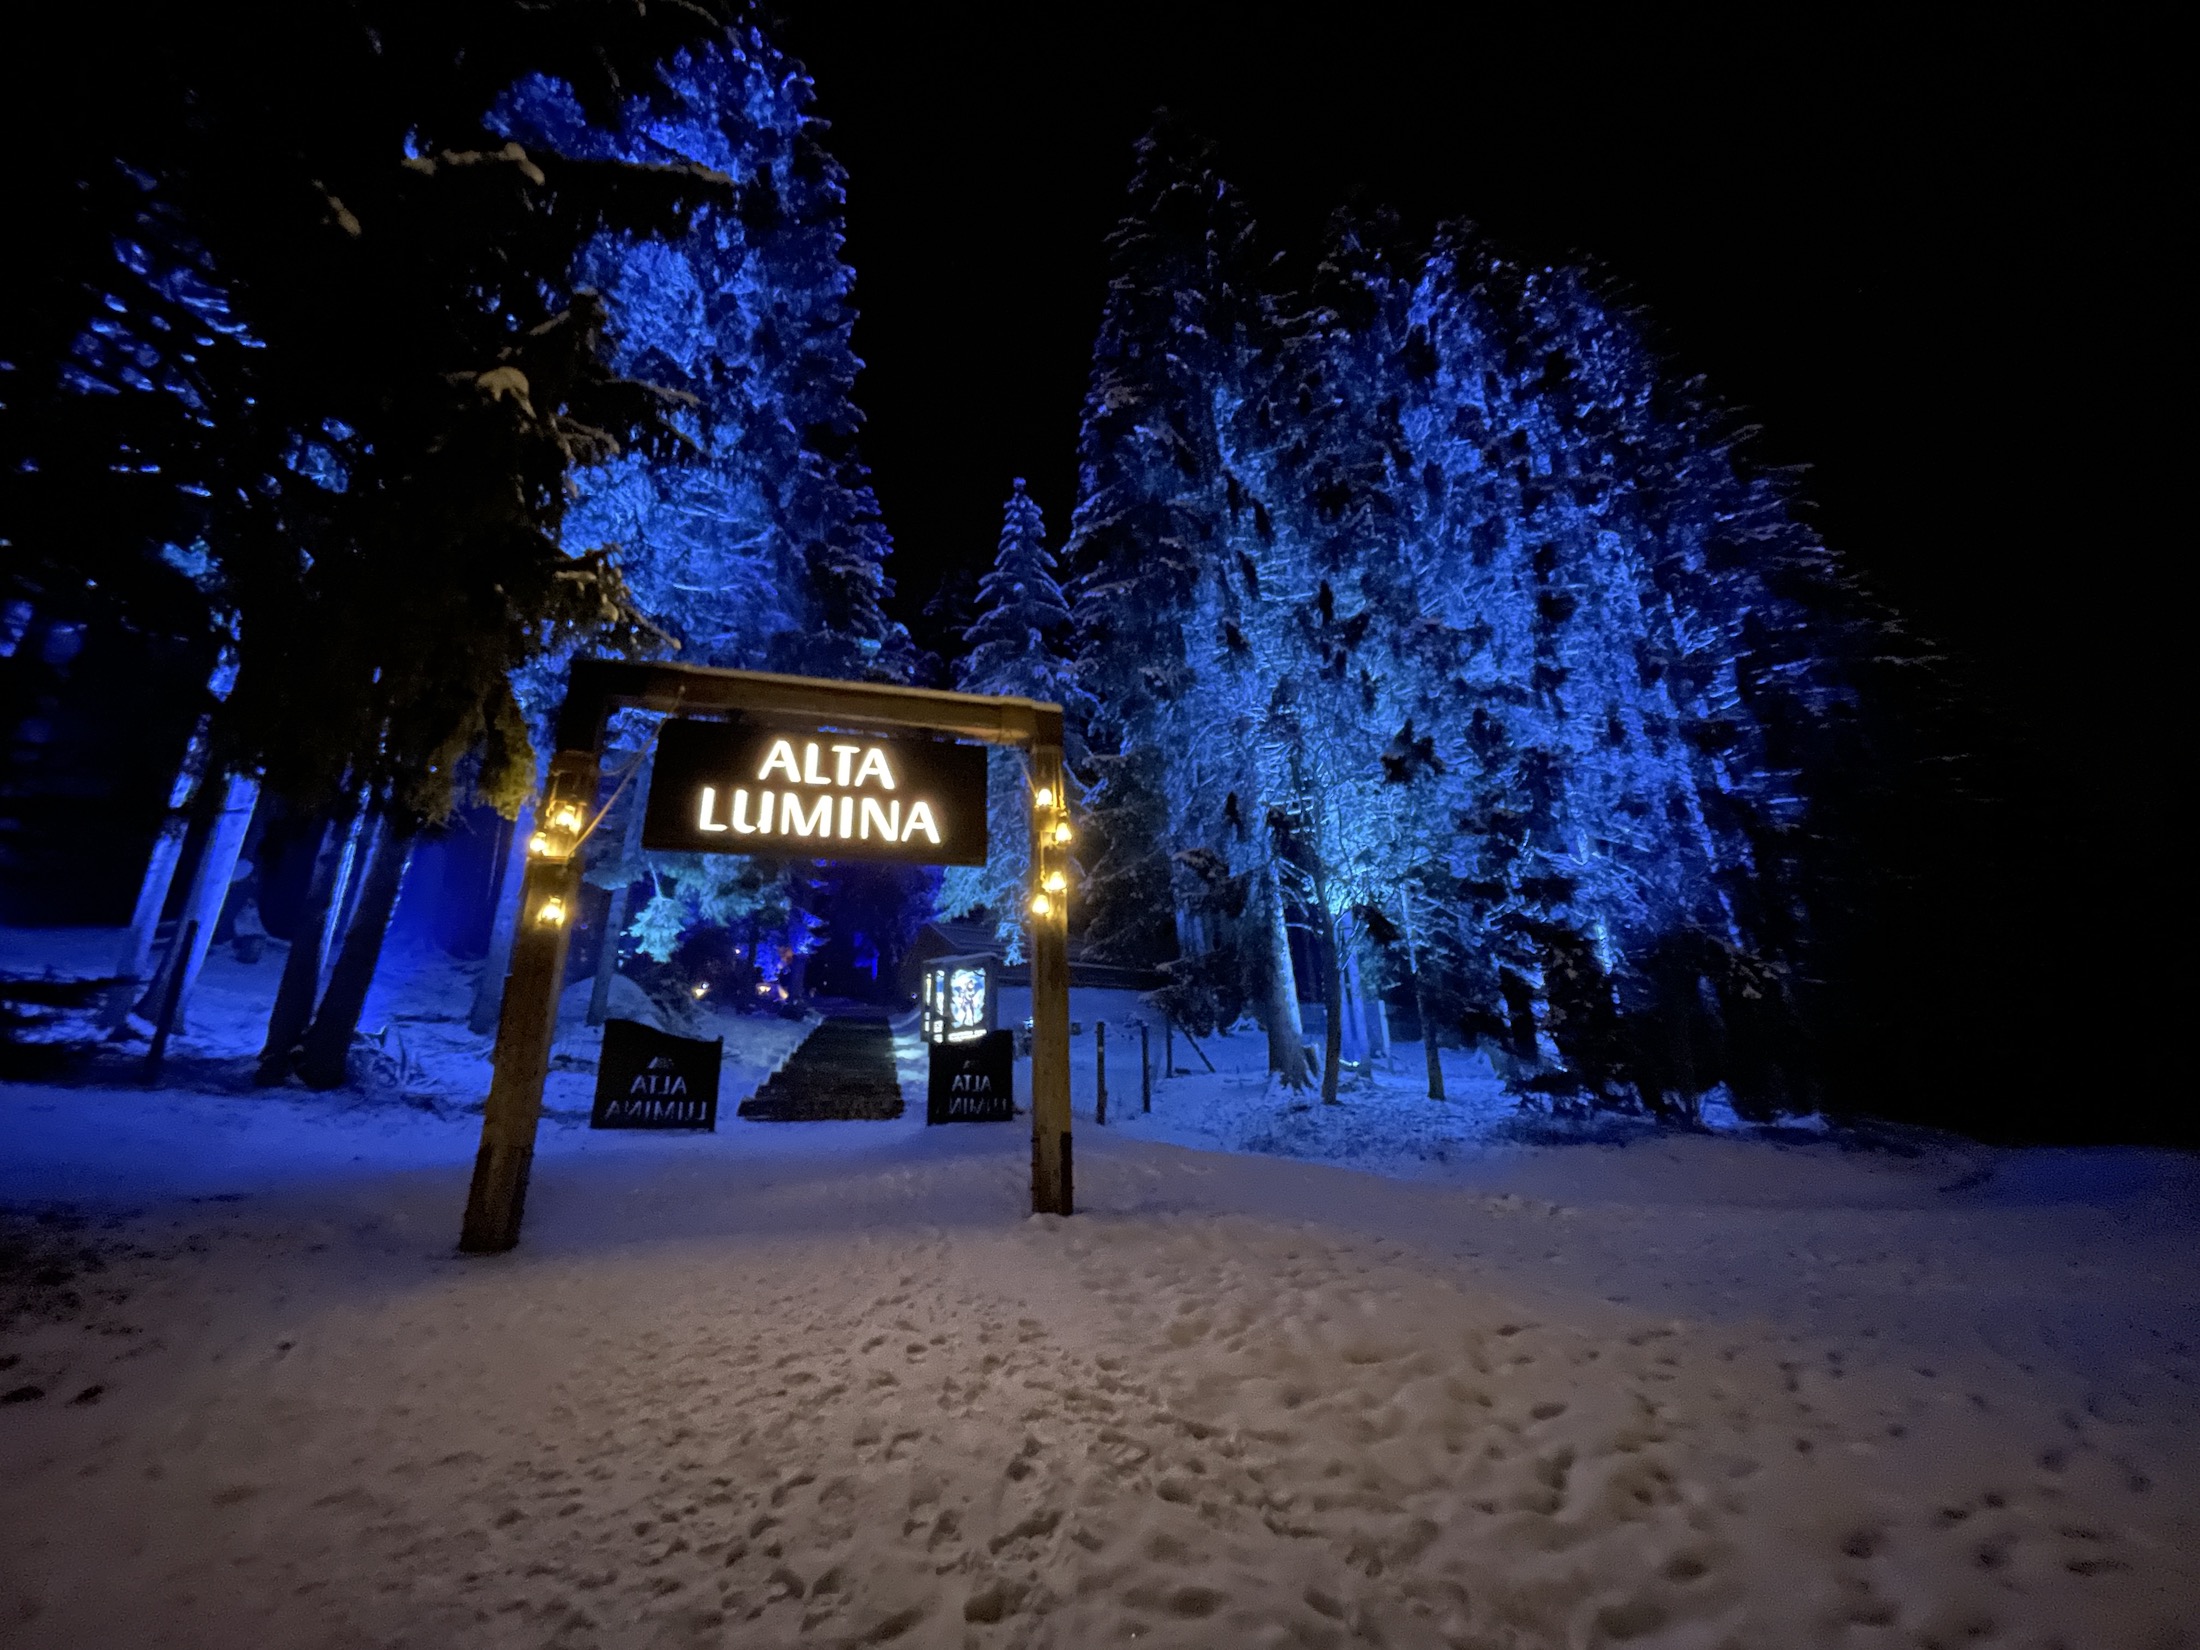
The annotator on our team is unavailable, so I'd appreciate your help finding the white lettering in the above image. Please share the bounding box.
[802,742,826,785]
[901,800,941,845]
[832,743,860,786]
[860,797,899,840]
[759,739,801,783]
[838,795,853,839]
[784,792,832,837]
[697,786,729,832]
[855,747,895,790]
[730,787,756,834]
[757,790,775,833]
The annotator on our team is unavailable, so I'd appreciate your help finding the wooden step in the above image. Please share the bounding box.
[738,1011,904,1121]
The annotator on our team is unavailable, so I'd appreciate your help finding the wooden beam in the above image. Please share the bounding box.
[558,657,1062,752]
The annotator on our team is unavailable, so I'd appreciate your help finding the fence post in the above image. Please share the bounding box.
[1141,1021,1151,1112]
[1096,1020,1107,1126]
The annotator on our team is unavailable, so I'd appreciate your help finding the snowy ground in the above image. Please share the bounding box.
[3,929,2197,1647]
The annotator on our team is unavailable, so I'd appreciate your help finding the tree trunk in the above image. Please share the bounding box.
[130,775,222,1022]
[255,798,360,1083]
[1415,973,1444,1098]
[1337,920,1367,1067]
[1257,862,1308,1087]
[469,796,534,1035]
[133,774,259,1038]
[1361,957,1390,1063]
[315,803,371,991]
[297,812,413,1090]
[327,810,382,983]
[1400,892,1445,1100]
[1312,875,1345,1107]
[586,761,651,1026]
[102,721,215,1029]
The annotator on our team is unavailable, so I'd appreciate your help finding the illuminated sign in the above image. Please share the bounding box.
[922,956,995,1045]
[643,721,988,865]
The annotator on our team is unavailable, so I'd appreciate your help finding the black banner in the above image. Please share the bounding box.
[591,1018,723,1130]
[927,1030,1015,1124]
[644,720,988,866]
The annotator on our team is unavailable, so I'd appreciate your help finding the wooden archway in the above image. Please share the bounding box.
[458,659,1072,1252]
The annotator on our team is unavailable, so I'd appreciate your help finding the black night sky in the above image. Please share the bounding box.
[782,6,2169,779]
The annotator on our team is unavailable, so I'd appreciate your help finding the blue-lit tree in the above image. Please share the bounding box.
[499,33,921,995]
[1226,207,1430,1102]
[1063,122,1319,1076]
[939,479,1078,956]
[1057,130,1894,1118]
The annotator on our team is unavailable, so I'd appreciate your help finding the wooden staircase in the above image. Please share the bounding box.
[737,1008,904,1121]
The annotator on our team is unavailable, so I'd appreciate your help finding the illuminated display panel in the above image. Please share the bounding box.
[922,958,993,1045]
[644,720,988,866]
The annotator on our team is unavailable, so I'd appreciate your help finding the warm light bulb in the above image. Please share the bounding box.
[552,803,583,833]
[691,984,708,1000]
[527,831,551,857]
[1034,787,1054,810]
[1043,871,1067,894]
[1029,892,1053,917]
[1053,821,1072,845]
[535,896,567,927]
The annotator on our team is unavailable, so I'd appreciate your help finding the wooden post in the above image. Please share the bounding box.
[1165,1018,1174,1078]
[1141,1021,1151,1112]
[1095,1020,1107,1126]
[1028,741,1072,1215]
[460,748,597,1253]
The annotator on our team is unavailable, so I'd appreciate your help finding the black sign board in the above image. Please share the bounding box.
[643,720,987,866]
[591,1018,723,1129]
[927,1029,1015,1124]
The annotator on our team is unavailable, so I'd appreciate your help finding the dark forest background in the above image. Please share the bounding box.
[0,5,2179,1140]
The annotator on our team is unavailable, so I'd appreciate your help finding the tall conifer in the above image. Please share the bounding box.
[941,480,1079,953]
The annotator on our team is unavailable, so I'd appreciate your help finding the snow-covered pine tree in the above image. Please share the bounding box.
[962,480,1077,700]
[1058,127,1904,1120]
[1063,121,1316,1077]
[35,3,753,1077]
[502,31,908,682]
[940,479,1078,955]
[1397,228,1687,1104]
[1392,225,1887,1116]
[1226,206,1427,1101]
[501,31,919,989]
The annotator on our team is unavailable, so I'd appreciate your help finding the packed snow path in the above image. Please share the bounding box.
[0,1085,2195,1649]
